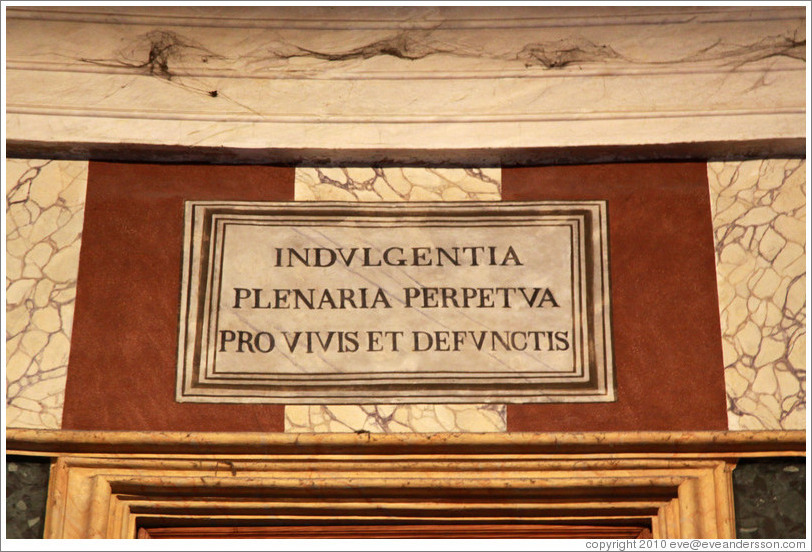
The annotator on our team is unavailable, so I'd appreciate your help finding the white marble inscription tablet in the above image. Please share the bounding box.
[177,202,614,403]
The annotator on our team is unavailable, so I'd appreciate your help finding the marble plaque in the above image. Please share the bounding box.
[176,202,614,403]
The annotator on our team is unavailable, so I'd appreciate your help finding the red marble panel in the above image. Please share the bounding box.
[504,163,727,431]
[62,163,294,431]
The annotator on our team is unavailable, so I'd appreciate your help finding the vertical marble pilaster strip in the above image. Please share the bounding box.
[289,167,505,433]
[6,159,88,429]
[708,159,806,430]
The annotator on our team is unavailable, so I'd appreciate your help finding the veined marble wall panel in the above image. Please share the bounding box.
[285,404,506,433]
[6,7,804,158]
[6,159,88,429]
[288,167,506,433]
[708,160,806,430]
[295,167,500,201]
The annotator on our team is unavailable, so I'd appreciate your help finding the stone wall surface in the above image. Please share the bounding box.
[5,160,806,432]
[733,458,806,538]
[295,167,501,202]
[708,160,806,430]
[6,160,88,429]
[285,404,506,433]
[5,456,51,539]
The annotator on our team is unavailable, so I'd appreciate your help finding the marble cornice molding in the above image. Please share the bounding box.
[5,6,805,164]
[7,429,806,458]
[5,5,799,27]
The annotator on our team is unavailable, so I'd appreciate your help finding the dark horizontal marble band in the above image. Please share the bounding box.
[6,138,805,167]
[7,429,805,458]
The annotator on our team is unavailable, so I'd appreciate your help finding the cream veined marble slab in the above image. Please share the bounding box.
[295,167,501,202]
[285,404,506,433]
[709,159,806,430]
[5,6,804,161]
[5,159,88,430]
